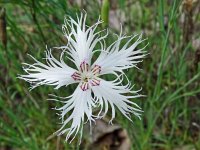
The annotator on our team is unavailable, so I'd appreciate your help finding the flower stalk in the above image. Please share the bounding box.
[101,0,110,27]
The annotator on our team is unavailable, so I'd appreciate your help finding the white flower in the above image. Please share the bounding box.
[19,13,147,142]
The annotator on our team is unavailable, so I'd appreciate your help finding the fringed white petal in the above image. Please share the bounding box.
[92,77,143,123]
[93,33,148,75]
[61,13,108,68]
[19,49,77,90]
[54,86,95,142]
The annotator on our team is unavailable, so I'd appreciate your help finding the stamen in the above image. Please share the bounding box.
[90,78,100,86]
[71,72,81,81]
[80,61,89,72]
[80,82,89,91]
[91,65,101,75]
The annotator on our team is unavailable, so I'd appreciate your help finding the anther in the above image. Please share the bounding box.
[80,61,89,72]
[91,65,101,75]
[91,78,100,86]
[80,82,89,91]
[71,72,81,81]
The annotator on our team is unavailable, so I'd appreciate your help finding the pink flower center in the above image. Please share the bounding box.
[71,61,101,91]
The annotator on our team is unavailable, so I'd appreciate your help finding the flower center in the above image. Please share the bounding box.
[83,77,89,82]
[71,61,101,91]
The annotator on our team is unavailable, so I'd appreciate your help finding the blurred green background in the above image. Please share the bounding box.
[0,0,200,150]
